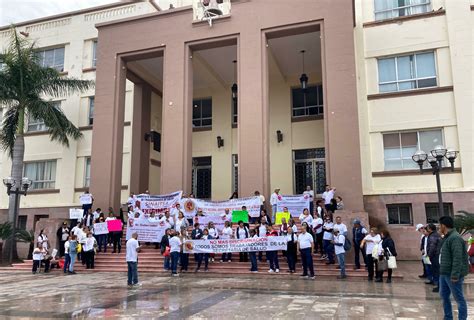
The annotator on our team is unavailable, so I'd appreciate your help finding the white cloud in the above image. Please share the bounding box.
[0,0,119,26]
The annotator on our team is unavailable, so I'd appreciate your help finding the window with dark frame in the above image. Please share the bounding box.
[17,216,27,230]
[374,0,431,21]
[293,148,326,194]
[36,47,65,72]
[383,129,443,171]
[387,204,413,225]
[291,85,324,118]
[425,202,453,224]
[88,97,94,125]
[192,156,212,199]
[192,98,212,128]
[24,160,57,190]
[92,40,97,68]
[377,51,437,93]
[232,99,237,126]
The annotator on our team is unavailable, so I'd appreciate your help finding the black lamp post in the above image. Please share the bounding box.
[299,50,308,90]
[412,146,458,218]
[3,176,32,265]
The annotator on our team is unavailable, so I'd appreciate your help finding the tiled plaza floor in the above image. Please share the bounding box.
[0,261,472,319]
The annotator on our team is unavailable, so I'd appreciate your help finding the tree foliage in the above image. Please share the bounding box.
[0,28,94,156]
[454,211,474,236]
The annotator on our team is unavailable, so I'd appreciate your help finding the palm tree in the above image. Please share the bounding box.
[0,28,94,262]
[454,211,474,236]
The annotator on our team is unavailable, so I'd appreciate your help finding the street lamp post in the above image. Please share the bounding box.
[412,146,459,219]
[3,177,32,265]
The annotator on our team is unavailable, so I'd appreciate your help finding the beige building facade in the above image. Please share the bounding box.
[0,0,473,259]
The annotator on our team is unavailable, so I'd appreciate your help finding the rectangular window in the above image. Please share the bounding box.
[374,0,431,21]
[192,98,212,128]
[27,101,60,132]
[84,157,91,187]
[293,148,326,194]
[292,85,324,118]
[425,202,453,224]
[387,204,413,225]
[232,99,237,126]
[232,154,238,194]
[378,51,437,93]
[192,156,212,199]
[24,160,57,190]
[36,47,65,72]
[92,41,98,68]
[88,97,94,125]
[383,129,443,171]
[17,216,27,230]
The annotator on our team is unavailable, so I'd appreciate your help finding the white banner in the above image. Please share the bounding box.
[180,196,261,219]
[136,191,183,215]
[93,222,108,235]
[276,194,310,217]
[69,208,83,219]
[183,236,287,254]
[195,215,230,231]
[125,218,168,242]
[79,194,93,205]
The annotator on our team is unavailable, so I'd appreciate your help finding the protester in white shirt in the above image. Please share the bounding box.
[334,216,348,237]
[299,208,313,226]
[126,232,140,286]
[269,188,281,224]
[322,216,335,263]
[312,214,324,254]
[32,244,49,274]
[297,223,315,279]
[333,228,346,279]
[235,221,249,262]
[93,208,102,221]
[169,230,182,276]
[171,204,183,221]
[303,186,315,215]
[37,230,49,251]
[160,211,175,229]
[127,193,136,207]
[175,212,189,232]
[83,232,97,269]
[360,228,381,281]
[220,209,232,223]
[220,221,233,262]
[322,185,336,211]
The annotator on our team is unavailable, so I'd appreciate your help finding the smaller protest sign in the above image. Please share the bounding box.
[93,222,108,235]
[69,209,83,220]
[231,210,249,223]
[107,220,123,232]
[79,194,93,205]
[275,212,291,225]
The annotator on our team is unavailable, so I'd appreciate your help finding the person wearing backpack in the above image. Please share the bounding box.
[333,228,346,279]
[68,235,79,274]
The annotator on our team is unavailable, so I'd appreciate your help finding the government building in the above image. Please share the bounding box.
[0,0,472,259]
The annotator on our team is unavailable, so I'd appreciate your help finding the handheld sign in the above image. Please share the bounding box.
[231,210,249,223]
[93,222,109,235]
[69,209,83,220]
[107,220,123,232]
[275,212,291,225]
[79,193,93,205]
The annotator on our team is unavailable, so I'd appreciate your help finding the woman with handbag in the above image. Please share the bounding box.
[376,230,397,283]
[360,227,381,281]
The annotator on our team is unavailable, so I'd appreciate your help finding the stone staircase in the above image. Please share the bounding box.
[0,222,402,279]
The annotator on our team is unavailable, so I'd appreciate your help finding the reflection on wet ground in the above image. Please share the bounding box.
[0,261,472,319]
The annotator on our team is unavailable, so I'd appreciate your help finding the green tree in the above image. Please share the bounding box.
[0,28,93,263]
[454,211,474,236]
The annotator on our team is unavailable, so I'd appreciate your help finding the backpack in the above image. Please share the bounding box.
[343,238,352,251]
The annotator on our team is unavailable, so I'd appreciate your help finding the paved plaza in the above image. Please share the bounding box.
[0,262,472,319]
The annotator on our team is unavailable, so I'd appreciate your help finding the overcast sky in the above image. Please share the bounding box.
[0,0,119,26]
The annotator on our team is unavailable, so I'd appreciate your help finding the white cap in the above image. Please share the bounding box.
[415,224,424,231]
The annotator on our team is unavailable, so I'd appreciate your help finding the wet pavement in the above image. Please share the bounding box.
[0,261,472,319]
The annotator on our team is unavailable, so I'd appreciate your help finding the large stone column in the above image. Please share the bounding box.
[130,84,151,194]
[323,16,364,211]
[90,57,126,210]
[238,32,270,198]
[160,43,193,194]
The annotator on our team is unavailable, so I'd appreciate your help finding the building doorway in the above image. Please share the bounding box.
[192,156,212,199]
[293,148,326,195]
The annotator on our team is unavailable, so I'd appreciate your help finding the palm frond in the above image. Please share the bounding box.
[454,210,474,236]
[0,222,13,240]
[0,106,20,156]
[35,68,94,98]
[27,99,82,147]
[15,229,35,243]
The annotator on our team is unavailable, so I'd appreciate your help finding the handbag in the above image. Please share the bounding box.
[377,258,388,272]
[423,255,431,265]
[163,246,171,257]
[77,243,82,253]
[387,248,397,269]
